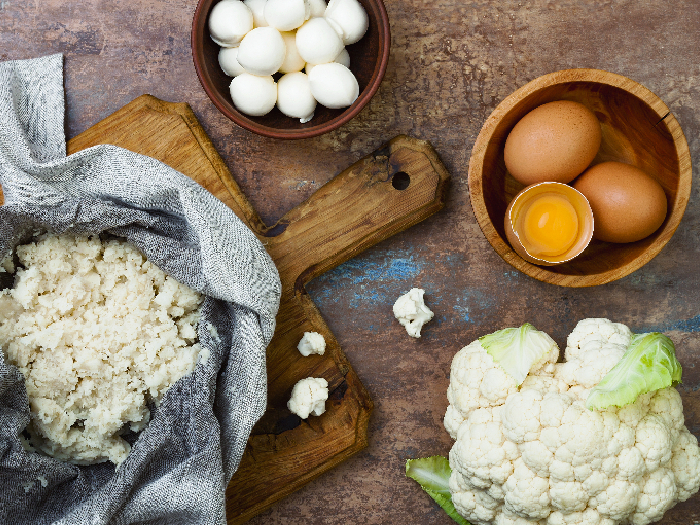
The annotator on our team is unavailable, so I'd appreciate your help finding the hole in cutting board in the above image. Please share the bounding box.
[391,171,410,190]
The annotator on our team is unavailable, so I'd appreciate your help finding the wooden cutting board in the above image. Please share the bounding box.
[53,95,449,523]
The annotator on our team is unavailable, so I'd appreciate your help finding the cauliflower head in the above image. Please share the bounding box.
[442,320,699,525]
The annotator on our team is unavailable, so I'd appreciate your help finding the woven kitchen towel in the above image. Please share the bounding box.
[0,54,281,525]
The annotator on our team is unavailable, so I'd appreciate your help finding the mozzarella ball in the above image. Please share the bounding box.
[308,62,359,109]
[279,31,306,73]
[264,0,310,31]
[335,47,350,67]
[324,0,369,45]
[296,17,344,65]
[277,73,316,123]
[229,74,277,116]
[305,47,349,75]
[208,0,254,47]
[218,46,247,77]
[236,27,286,76]
[243,0,268,26]
[308,0,327,17]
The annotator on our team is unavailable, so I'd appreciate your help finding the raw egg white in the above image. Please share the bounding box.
[573,161,668,243]
[504,100,602,186]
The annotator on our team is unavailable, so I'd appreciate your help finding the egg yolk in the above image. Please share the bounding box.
[521,194,579,258]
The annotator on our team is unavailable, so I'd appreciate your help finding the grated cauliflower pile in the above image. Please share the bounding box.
[407,319,700,525]
[0,233,205,466]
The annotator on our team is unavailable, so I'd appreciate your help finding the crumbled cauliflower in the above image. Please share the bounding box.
[0,234,204,465]
[297,331,326,356]
[393,288,434,338]
[444,319,700,525]
[287,377,328,419]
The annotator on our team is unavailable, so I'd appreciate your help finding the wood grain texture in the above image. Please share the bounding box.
[468,68,692,287]
[64,95,449,523]
[3,1,700,523]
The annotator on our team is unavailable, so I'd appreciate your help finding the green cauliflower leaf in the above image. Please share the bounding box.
[480,323,555,385]
[586,332,682,410]
[405,456,470,525]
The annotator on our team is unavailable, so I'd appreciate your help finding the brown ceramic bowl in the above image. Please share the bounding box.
[468,68,692,287]
[192,0,390,139]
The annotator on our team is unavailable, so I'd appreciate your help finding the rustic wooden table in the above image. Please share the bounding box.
[2,1,700,523]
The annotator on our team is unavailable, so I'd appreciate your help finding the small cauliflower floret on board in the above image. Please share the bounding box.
[287,377,328,419]
[297,331,326,356]
[393,288,434,338]
[408,319,700,525]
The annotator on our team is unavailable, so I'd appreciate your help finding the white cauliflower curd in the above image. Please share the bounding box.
[393,288,434,338]
[0,234,205,466]
[407,319,700,525]
[297,331,326,356]
[287,377,328,419]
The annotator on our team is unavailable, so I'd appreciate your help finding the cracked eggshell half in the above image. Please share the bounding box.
[218,46,246,77]
[209,0,254,47]
[277,72,316,123]
[229,73,277,116]
[279,31,306,73]
[295,17,344,66]
[324,0,369,45]
[236,27,286,76]
[308,62,359,109]
[504,182,594,266]
[243,0,268,27]
[264,0,310,31]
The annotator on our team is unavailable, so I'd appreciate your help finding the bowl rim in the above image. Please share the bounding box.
[468,68,693,287]
[191,0,391,140]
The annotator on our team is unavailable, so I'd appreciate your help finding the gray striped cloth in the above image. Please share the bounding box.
[0,54,281,525]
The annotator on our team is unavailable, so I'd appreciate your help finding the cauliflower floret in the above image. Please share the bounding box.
[449,407,519,500]
[445,340,521,438]
[670,429,700,502]
[392,288,433,338]
[297,331,326,356]
[503,458,552,519]
[449,473,500,525]
[629,468,677,525]
[287,377,328,419]
[565,318,632,361]
[547,508,614,525]
[444,326,559,439]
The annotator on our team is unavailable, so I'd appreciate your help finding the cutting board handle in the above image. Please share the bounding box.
[265,135,450,289]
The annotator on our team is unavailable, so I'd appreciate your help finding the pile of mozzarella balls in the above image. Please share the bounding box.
[209,0,369,122]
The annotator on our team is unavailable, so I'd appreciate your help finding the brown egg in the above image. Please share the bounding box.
[572,161,668,243]
[504,100,602,185]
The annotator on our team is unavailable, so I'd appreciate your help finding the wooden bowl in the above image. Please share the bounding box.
[468,68,692,287]
[191,0,390,139]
